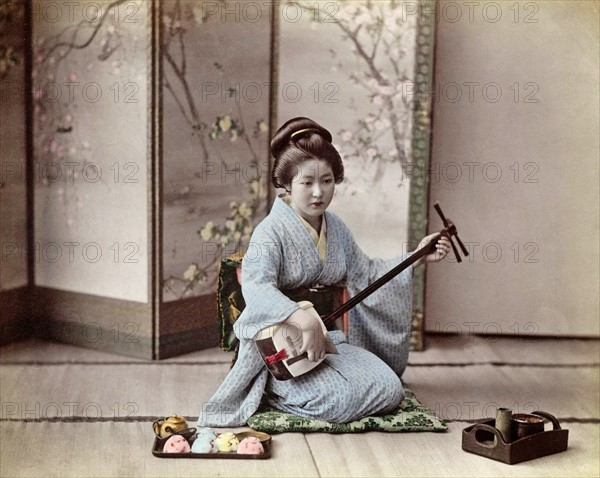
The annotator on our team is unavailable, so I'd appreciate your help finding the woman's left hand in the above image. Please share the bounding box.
[414,233,452,266]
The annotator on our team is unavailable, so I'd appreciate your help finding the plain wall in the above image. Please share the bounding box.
[426,1,599,337]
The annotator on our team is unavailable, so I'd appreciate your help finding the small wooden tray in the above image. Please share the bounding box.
[152,429,272,459]
[462,411,568,465]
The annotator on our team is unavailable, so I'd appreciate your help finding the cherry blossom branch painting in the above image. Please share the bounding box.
[160,0,269,300]
[292,0,417,191]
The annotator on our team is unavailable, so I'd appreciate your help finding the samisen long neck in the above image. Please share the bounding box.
[321,235,440,328]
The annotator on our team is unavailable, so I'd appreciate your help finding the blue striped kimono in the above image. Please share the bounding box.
[198,196,413,427]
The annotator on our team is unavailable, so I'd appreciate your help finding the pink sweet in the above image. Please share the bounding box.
[163,434,191,453]
[237,436,264,455]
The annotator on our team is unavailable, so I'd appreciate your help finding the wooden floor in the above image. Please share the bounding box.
[1,335,598,477]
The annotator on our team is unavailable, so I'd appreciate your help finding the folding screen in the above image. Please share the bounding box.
[0,0,435,356]
[0,0,29,344]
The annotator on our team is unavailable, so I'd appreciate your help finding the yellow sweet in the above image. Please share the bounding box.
[215,432,239,452]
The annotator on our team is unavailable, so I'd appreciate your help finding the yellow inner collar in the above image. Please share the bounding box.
[282,195,327,260]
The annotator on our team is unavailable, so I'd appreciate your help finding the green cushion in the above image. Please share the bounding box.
[247,388,447,434]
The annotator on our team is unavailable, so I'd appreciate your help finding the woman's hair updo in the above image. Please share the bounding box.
[270,117,344,190]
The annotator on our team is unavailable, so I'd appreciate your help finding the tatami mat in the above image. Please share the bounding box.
[0,361,230,417]
[403,365,599,420]
[0,422,597,478]
[0,422,319,478]
[1,362,597,420]
[1,352,596,420]
[2,335,598,366]
[411,335,600,366]
[1,336,599,477]
[0,337,230,364]
[307,423,599,477]
[305,422,599,478]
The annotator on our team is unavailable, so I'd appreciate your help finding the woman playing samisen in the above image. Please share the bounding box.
[198,117,451,427]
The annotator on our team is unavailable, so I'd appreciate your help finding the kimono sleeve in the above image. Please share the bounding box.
[341,220,414,377]
[233,225,301,340]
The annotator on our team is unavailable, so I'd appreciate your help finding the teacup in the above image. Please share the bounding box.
[511,413,545,441]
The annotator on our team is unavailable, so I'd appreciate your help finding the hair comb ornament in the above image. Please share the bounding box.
[290,128,320,139]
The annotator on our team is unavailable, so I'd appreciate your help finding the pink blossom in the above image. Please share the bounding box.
[69,72,77,82]
[64,115,72,124]
[345,4,358,15]
[354,12,371,26]
[384,17,397,30]
[372,95,384,106]
[366,147,377,159]
[377,85,395,97]
[341,130,353,141]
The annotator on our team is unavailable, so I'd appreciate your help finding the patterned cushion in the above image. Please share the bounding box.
[217,253,246,352]
[247,388,447,433]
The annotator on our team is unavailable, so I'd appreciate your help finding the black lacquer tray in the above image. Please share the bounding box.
[462,411,568,465]
[152,428,272,459]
